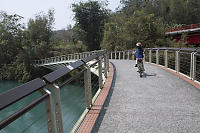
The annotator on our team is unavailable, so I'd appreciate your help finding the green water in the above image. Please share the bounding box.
[0,81,93,133]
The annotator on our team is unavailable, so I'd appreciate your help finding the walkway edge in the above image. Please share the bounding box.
[146,62,200,90]
[77,63,114,133]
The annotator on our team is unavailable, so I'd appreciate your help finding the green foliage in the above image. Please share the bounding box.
[25,9,55,59]
[101,0,200,51]
[0,12,24,64]
[0,10,55,82]
[52,40,87,55]
[72,1,109,51]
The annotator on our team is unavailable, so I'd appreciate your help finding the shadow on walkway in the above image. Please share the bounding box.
[91,62,117,133]
[142,72,157,78]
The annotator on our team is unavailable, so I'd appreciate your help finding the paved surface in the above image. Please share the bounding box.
[92,60,200,133]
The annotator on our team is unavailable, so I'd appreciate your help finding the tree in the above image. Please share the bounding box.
[0,12,32,82]
[101,12,129,51]
[25,9,55,59]
[72,1,109,51]
[0,10,55,82]
[0,12,24,64]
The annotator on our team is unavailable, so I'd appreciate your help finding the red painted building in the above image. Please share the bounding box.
[165,23,200,45]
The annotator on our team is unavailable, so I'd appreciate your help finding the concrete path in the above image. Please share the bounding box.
[92,60,200,133]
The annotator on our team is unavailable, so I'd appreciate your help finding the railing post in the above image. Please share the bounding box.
[61,56,64,61]
[123,51,125,60]
[175,50,180,73]
[106,52,109,72]
[104,54,108,78]
[132,50,134,60]
[74,54,76,60]
[115,51,117,59]
[190,52,196,79]
[111,52,113,59]
[40,89,56,133]
[192,53,197,80]
[149,49,152,63]
[119,51,121,60]
[190,52,193,78]
[127,51,130,60]
[156,49,159,65]
[165,50,168,68]
[48,84,64,133]
[98,56,103,89]
[84,65,92,109]
[143,50,146,62]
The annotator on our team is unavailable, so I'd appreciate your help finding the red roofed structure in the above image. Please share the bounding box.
[165,23,200,45]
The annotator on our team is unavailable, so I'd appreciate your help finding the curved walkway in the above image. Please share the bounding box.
[93,60,200,133]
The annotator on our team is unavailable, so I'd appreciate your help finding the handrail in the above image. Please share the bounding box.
[34,49,105,66]
[0,93,49,130]
[0,78,46,110]
[42,60,84,83]
[144,47,198,52]
[42,51,105,83]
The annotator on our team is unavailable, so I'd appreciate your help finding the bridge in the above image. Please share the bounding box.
[0,48,200,133]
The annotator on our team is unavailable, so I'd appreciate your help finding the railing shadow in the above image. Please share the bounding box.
[91,62,117,133]
[142,72,157,78]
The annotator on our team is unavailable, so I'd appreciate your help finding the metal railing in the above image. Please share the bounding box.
[0,50,109,133]
[34,50,105,66]
[110,48,200,83]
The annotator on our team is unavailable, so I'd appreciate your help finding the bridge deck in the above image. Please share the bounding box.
[93,60,200,133]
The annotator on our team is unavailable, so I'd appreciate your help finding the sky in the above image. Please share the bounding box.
[0,0,121,30]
